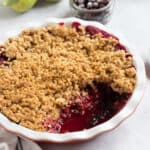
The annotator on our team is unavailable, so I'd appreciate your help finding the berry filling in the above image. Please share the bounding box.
[72,21,82,32]
[58,22,65,26]
[86,25,112,38]
[44,83,130,133]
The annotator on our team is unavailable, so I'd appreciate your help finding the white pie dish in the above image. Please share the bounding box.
[0,17,146,143]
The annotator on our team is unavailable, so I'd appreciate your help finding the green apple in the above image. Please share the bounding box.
[3,0,37,13]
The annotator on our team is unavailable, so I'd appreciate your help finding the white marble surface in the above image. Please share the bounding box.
[0,0,150,150]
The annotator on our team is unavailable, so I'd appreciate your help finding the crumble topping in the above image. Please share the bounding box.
[0,24,136,131]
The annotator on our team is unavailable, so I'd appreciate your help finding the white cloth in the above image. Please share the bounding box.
[0,128,41,150]
[0,129,17,150]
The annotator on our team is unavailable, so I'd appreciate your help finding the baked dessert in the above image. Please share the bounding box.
[0,22,136,133]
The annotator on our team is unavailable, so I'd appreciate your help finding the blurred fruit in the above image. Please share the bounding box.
[3,0,18,5]
[3,0,37,13]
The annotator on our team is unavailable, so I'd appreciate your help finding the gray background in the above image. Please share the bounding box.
[0,0,150,149]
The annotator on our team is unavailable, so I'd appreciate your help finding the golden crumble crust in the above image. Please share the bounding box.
[0,24,136,131]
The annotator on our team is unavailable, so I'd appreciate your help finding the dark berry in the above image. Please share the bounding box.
[87,2,93,9]
[93,2,99,8]
[74,0,111,9]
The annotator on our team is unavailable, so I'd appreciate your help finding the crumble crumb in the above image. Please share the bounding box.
[0,24,136,131]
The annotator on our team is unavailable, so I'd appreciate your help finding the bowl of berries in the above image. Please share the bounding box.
[0,18,146,143]
[70,0,115,24]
